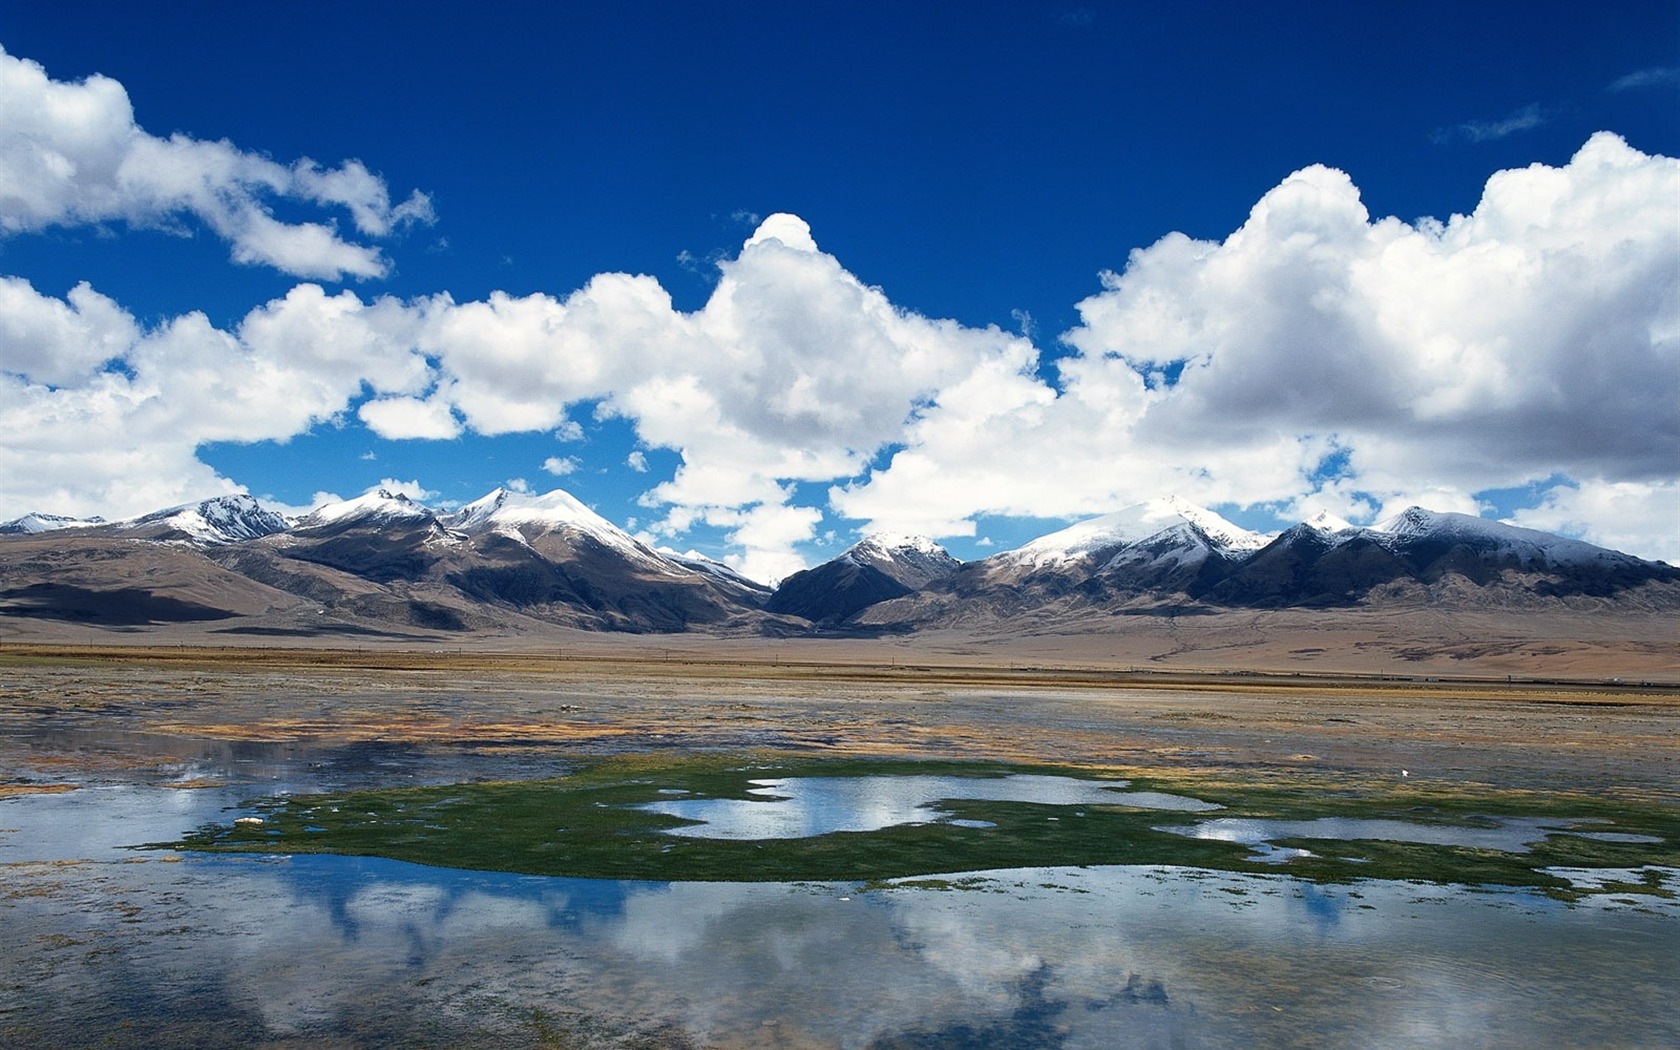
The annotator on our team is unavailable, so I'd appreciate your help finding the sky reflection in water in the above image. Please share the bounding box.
[2,760,1677,1048]
[636,773,1220,839]
[3,828,1676,1049]
[1157,815,1651,862]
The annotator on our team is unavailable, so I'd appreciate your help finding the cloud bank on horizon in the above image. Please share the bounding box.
[0,44,1676,580]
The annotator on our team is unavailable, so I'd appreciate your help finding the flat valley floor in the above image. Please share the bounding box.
[3,640,1676,793]
[2,640,1677,1048]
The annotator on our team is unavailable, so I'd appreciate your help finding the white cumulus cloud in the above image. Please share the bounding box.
[836,133,1680,562]
[2,129,1676,571]
[0,278,434,521]
[0,46,431,279]
[1508,480,1680,565]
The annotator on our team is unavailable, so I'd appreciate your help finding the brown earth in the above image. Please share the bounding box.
[2,639,1676,800]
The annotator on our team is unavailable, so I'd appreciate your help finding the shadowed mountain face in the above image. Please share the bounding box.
[0,535,312,627]
[767,535,960,624]
[0,487,779,636]
[1201,512,1680,610]
[851,506,1680,631]
[0,582,235,625]
[2,493,1676,636]
[767,561,915,624]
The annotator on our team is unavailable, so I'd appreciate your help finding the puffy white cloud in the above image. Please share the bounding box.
[838,133,1680,561]
[376,214,1036,574]
[371,478,434,502]
[260,489,347,519]
[0,46,430,279]
[0,278,138,386]
[3,136,1676,569]
[358,394,461,439]
[1508,479,1680,565]
[0,278,432,520]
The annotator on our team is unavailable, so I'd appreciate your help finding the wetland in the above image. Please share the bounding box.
[2,644,1677,1048]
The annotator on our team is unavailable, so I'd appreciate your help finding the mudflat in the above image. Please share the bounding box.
[4,641,1676,799]
[3,641,1677,1050]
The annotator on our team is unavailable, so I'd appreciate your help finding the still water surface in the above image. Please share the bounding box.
[637,773,1220,839]
[2,734,1676,1048]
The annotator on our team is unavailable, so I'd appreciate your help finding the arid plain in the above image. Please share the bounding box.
[5,607,1677,800]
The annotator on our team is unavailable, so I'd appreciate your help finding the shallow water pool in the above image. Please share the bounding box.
[637,772,1220,839]
[3,739,1676,1048]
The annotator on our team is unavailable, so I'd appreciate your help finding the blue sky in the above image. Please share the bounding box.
[1,1,1676,578]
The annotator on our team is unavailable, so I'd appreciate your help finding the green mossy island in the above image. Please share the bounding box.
[159,753,1680,898]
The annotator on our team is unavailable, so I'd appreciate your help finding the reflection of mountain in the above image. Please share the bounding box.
[264,854,643,939]
[8,804,1678,1050]
[865,964,1090,1050]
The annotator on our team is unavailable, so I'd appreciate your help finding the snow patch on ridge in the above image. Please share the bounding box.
[297,489,433,528]
[1371,507,1634,567]
[0,511,105,534]
[447,486,645,558]
[118,495,289,544]
[1303,510,1355,535]
[1010,496,1266,568]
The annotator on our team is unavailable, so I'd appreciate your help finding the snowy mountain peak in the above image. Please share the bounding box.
[0,511,105,534]
[446,486,638,552]
[1373,507,1543,545]
[1013,497,1266,567]
[298,489,434,528]
[842,533,961,588]
[1303,510,1356,534]
[120,495,289,544]
[846,533,952,560]
[1374,506,1444,537]
[1367,507,1637,567]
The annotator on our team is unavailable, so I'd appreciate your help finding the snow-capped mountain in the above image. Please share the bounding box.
[448,487,614,537]
[1302,510,1355,535]
[925,497,1269,607]
[249,485,767,629]
[3,488,1675,636]
[296,489,438,530]
[1368,508,1643,569]
[841,534,963,589]
[115,495,290,545]
[1007,496,1267,572]
[768,533,960,623]
[445,487,664,565]
[0,511,105,534]
[1205,506,1680,608]
[857,498,1680,629]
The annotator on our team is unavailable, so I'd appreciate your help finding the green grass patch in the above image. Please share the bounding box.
[153,753,1680,897]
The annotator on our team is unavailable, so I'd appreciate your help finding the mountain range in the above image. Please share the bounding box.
[2,488,1676,641]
